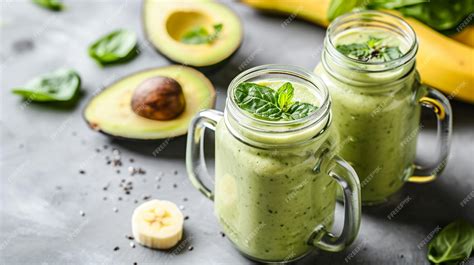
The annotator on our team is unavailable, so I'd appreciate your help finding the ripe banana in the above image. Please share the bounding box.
[132,199,184,249]
[451,26,474,48]
[241,0,474,103]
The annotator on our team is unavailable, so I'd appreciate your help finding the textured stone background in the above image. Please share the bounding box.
[1,1,473,264]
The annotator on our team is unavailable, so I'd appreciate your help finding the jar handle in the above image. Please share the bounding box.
[186,109,223,200]
[308,155,361,252]
[408,87,452,183]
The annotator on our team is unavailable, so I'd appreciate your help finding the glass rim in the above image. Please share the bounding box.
[226,64,331,132]
[326,10,418,71]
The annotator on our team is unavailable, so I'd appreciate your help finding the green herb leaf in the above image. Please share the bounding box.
[427,220,474,264]
[32,0,63,11]
[234,82,318,121]
[181,23,223,45]
[327,0,367,21]
[369,0,474,32]
[328,0,474,33]
[336,36,403,62]
[283,102,319,120]
[12,69,81,102]
[277,82,294,111]
[88,29,138,65]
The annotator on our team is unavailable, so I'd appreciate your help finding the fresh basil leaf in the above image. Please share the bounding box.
[234,82,318,121]
[336,36,402,62]
[284,102,319,120]
[12,69,81,102]
[428,220,474,264]
[32,0,63,11]
[88,29,138,65]
[277,82,294,111]
[181,23,223,45]
[395,0,474,31]
[234,82,282,120]
[367,0,428,9]
[327,0,367,21]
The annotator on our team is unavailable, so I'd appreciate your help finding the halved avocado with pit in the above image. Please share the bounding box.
[84,65,215,140]
[143,0,243,68]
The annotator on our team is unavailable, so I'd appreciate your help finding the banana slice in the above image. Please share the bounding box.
[132,199,184,249]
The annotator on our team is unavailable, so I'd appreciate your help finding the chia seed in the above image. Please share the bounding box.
[184,216,189,220]
[113,207,118,213]
[129,241,136,248]
[79,170,85,174]
[113,246,119,251]
[188,246,194,251]
[79,211,85,217]
[129,158,134,163]
[173,170,178,175]
[173,184,177,188]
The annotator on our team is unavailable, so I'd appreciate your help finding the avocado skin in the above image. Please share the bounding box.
[140,1,242,73]
[82,66,216,141]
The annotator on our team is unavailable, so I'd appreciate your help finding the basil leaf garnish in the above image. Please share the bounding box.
[88,29,138,65]
[12,69,81,102]
[234,82,318,121]
[32,0,63,11]
[428,220,474,264]
[277,82,294,111]
[336,36,403,62]
[181,23,223,45]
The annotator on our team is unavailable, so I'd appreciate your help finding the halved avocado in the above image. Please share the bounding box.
[143,0,243,68]
[84,65,215,140]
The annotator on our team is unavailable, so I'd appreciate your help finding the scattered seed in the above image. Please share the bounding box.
[173,184,178,188]
[55,186,62,190]
[95,148,101,153]
[142,195,151,200]
[106,161,111,165]
[113,149,120,156]
[183,198,188,202]
[103,186,108,191]
[134,200,138,204]
[103,196,107,200]
[118,197,122,201]
[188,246,194,251]
[138,168,146,175]
[156,185,160,189]
[72,131,77,136]
[129,241,136,248]
[129,158,134,163]
[113,207,118,213]
[184,216,189,220]
[121,179,126,183]
[126,235,134,240]
[79,210,85,217]
[116,170,121,174]
[103,145,108,149]
[113,246,119,251]
[173,170,178,175]
[179,205,185,210]
[220,232,225,237]
[79,170,85,174]
[125,191,130,195]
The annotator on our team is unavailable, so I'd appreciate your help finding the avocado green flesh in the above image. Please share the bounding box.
[143,0,243,67]
[84,65,215,140]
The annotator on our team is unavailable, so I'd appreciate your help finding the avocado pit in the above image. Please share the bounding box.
[131,76,185,121]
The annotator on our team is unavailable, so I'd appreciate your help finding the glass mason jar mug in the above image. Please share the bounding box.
[314,11,453,205]
[186,65,361,262]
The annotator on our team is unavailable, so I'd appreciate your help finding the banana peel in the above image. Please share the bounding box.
[241,0,474,103]
[451,26,474,48]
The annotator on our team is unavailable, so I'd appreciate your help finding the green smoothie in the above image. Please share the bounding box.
[316,28,423,204]
[214,80,338,261]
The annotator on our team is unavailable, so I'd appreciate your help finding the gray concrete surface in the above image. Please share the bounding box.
[1,1,473,264]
